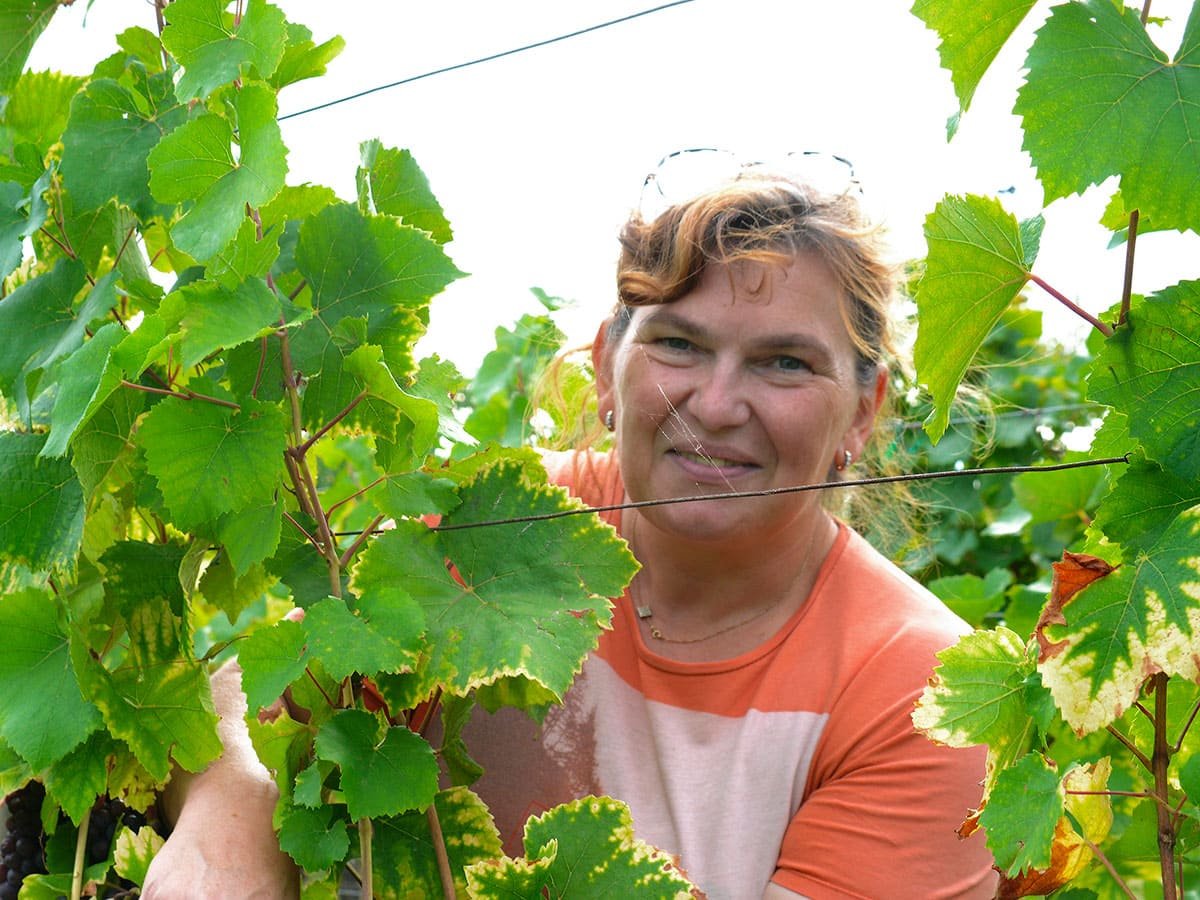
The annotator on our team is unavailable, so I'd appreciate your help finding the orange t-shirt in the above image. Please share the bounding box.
[464,451,995,899]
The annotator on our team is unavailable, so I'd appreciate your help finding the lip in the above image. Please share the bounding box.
[668,447,760,483]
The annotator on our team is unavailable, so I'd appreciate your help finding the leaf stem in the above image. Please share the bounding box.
[1141,0,1153,24]
[1106,723,1152,772]
[305,666,338,709]
[358,817,374,900]
[1080,833,1138,900]
[112,224,138,271]
[1119,210,1139,327]
[427,802,457,900]
[327,476,387,517]
[1152,673,1178,900]
[72,805,91,900]
[288,278,308,301]
[1027,273,1114,336]
[39,225,76,259]
[119,379,241,410]
[294,390,368,456]
[1173,695,1200,754]
[339,515,383,568]
[283,510,323,555]
[251,336,268,398]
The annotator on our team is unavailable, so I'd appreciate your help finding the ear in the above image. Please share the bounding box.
[845,363,888,458]
[592,317,617,420]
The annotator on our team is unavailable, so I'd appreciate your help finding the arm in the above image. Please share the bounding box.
[142,660,300,900]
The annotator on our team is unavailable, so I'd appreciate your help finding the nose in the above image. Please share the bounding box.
[683,358,751,431]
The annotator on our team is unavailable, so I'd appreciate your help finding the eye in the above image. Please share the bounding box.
[773,355,810,372]
[658,336,693,352]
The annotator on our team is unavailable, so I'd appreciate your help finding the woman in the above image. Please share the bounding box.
[146,152,995,898]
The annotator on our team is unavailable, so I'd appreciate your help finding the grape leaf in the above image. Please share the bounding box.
[912,626,1036,801]
[910,0,1038,138]
[246,710,311,819]
[208,217,282,288]
[60,73,186,216]
[0,432,85,574]
[1094,454,1200,557]
[42,730,112,825]
[1015,0,1200,233]
[301,594,423,681]
[1038,509,1200,732]
[100,541,187,619]
[0,0,58,92]
[0,738,32,798]
[0,177,46,278]
[914,195,1042,442]
[926,568,1012,627]
[313,709,439,820]
[977,753,1063,877]
[466,796,696,897]
[291,202,464,381]
[277,803,350,872]
[197,555,273,621]
[1012,452,1107,526]
[214,493,284,577]
[72,605,222,781]
[137,394,287,531]
[162,0,288,101]
[114,825,165,887]
[155,276,281,368]
[377,470,461,520]
[1088,280,1200,481]
[371,787,503,899]
[352,462,635,700]
[1,70,87,161]
[356,141,452,243]
[0,257,89,402]
[0,588,101,770]
[147,81,287,260]
[270,22,344,90]
[995,759,1113,898]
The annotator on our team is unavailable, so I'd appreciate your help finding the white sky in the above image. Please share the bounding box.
[30,0,1198,372]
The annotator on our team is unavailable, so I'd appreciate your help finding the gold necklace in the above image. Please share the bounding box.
[634,585,791,644]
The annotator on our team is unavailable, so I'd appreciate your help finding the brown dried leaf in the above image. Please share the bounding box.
[1035,552,1116,662]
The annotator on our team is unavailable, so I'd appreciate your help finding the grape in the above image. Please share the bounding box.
[1,782,47,898]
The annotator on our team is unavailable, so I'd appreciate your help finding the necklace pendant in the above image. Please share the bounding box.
[635,604,653,619]
[649,625,664,640]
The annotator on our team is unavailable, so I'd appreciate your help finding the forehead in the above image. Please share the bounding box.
[627,254,850,341]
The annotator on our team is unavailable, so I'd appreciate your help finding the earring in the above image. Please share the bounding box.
[836,449,852,471]
[604,409,615,431]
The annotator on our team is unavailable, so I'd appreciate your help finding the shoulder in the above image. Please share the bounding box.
[538,450,624,526]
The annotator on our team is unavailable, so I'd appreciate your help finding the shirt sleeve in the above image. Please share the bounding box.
[770,623,997,899]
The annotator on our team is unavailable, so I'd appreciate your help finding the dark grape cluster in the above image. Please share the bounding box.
[83,797,148,868]
[1,781,48,900]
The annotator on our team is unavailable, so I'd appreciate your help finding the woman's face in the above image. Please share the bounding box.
[595,252,885,548]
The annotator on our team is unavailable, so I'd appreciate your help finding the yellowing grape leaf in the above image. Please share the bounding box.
[466,796,696,898]
[162,0,288,101]
[350,460,636,700]
[371,787,503,899]
[978,752,1063,877]
[1038,508,1200,733]
[911,0,1038,138]
[0,588,101,770]
[914,195,1042,442]
[1016,0,1200,233]
[114,825,165,887]
[994,758,1113,898]
[147,81,287,260]
[1088,280,1200,481]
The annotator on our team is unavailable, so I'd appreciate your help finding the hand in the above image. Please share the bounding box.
[143,655,302,899]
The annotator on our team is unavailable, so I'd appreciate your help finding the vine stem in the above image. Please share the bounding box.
[295,390,368,456]
[1119,209,1139,327]
[1105,724,1152,772]
[427,803,457,900]
[358,817,373,900]
[71,805,91,900]
[1080,833,1137,900]
[339,515,383,568]
[119,379,241,410]
[1027,273,1114,336]
[1152,673,1178,899]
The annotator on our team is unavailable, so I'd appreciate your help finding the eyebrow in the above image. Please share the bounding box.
[636,308,837,364]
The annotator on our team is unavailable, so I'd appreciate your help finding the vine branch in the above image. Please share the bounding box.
[1106,723,1152,772]
[427,803,457,900]
[294,390,368,456]
[339,515,384,568]
[1173,695,1200,754]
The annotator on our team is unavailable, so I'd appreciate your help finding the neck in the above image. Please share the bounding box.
[623,508,839,658]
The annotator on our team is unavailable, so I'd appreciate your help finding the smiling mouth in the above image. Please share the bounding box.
[672,449,756,469]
